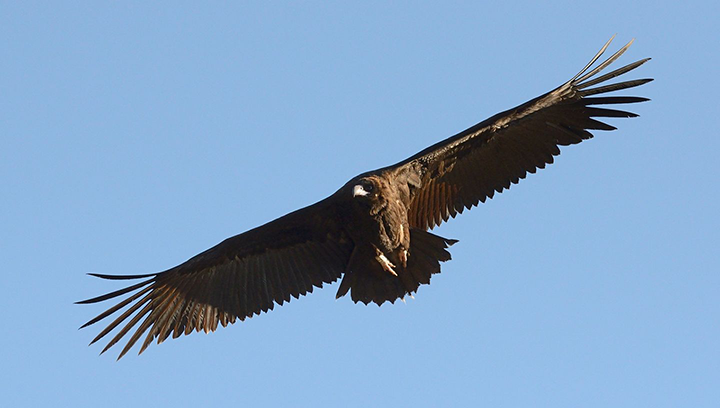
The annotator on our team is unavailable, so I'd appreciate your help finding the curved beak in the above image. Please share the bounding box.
[352,185,368,197]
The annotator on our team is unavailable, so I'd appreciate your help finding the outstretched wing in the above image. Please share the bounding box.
[78,196,353,359]
[392,37,652,230]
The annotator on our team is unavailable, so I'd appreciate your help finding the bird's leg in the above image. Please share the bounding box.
[399,249,408,268]
[374,247,397,276]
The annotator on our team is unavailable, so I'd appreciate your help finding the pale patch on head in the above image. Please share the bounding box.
[353,179,376,198]
[352,184,369,197]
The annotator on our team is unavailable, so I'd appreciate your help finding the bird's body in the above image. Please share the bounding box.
[338,172,456,305]
[79,37,652,359]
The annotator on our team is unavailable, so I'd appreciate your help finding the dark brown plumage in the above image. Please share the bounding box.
[78,37,652,359]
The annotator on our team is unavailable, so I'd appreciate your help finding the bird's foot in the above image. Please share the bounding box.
[399,249,408,268]
[375,250,397,276]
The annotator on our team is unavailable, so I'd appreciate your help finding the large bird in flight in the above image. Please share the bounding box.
[79,37,652,359]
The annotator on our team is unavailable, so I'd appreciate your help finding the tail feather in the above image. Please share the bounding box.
[336,229,457,305]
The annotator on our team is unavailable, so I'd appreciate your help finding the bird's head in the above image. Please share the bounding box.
[352,178,377,198]
[350,176,389,217]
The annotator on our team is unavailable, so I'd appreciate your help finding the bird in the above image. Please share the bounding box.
[78,36,652,359]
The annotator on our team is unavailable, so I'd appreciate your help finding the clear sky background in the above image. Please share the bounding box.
[2,2,717,407]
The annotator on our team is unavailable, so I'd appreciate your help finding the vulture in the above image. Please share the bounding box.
[79,37,652,359]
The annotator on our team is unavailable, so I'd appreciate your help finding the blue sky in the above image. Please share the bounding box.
[2,2,717,407]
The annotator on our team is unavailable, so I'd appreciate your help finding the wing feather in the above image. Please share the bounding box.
[78,197,353,358]
[391,38,651,229]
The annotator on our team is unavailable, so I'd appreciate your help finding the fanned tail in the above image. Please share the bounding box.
[336,229,457,305]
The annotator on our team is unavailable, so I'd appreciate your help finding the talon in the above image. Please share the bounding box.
[376,251,397,276]
[399,249,408,268]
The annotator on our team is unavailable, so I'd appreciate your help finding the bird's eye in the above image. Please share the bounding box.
[364,182,374,192]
